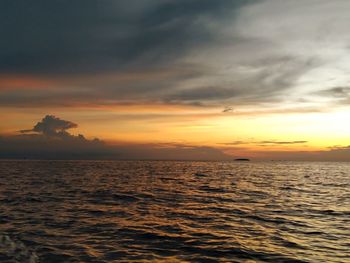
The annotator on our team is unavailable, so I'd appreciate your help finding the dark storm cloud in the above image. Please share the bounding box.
[0,0,248,74]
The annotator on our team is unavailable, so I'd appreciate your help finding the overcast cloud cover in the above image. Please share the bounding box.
[1,0,350,109]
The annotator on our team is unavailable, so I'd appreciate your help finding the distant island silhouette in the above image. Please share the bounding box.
[234,158,250,161]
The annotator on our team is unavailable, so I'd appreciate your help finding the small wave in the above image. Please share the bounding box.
[1,160,349,262]
[193,172,208,177]
[198,185,226,193]
[0,234,39,263]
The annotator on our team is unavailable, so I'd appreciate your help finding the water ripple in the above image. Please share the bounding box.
[0,160,349,262]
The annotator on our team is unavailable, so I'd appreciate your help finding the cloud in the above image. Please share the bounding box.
[0,115,232,160]
[0,0,309,110]
[327,145,350,151]
[314,87,350,98]
[20,115,78,137]
[312,87,350,105]
[165,55,316,106]
[257,140,308,145]
[306,86,350,108]
[1,115,108,159]
[222,106,234,113]
[163,0,350,108]
[222,140,308,146]
[0,0,247,75]
[0,115,348,161]
[2,0,350,113]
[220,141,246,146]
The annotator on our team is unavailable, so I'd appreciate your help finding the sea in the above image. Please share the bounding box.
[0,160,349,263]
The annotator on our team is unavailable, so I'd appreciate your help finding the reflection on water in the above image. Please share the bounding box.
[0,160,349,262]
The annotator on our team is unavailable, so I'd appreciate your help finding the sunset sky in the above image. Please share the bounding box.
[1,0,350,160]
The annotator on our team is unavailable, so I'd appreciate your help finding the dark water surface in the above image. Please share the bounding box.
[0,160,349,262]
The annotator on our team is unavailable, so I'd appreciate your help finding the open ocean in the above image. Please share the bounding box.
[0,160,349,263]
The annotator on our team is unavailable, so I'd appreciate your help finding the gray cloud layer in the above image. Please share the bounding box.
[2,1,350,111]
[0,0,246,74]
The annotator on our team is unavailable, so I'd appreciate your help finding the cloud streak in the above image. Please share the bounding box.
[222,140,308,146]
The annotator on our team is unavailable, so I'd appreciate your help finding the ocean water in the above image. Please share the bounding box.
[0,160,349,263]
